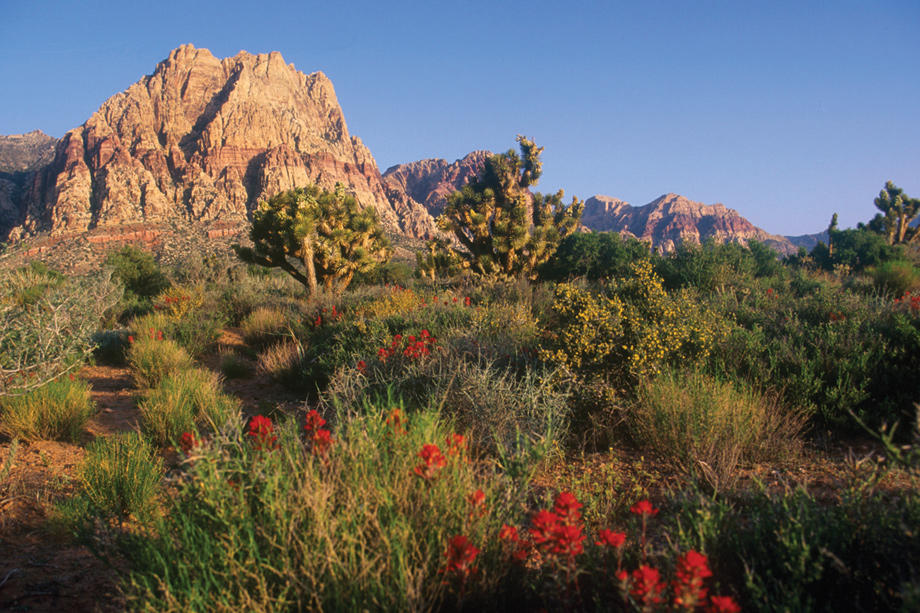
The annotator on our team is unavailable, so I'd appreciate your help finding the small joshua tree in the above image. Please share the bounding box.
[426,136,583,279]
[234,184,390,296]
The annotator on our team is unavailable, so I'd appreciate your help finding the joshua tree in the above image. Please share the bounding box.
[428,136,583,279]
[871,181,920,245]
[234,184,389,295]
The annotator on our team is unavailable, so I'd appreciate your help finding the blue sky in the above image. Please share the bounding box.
[2,0,918,235]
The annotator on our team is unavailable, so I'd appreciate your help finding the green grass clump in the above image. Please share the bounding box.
[0,377,95,442]
[632,369,803,486]
[139,368,241,446]
[127,335,194,389]
[240,306,288,347]
[218,349,251,379]
[117,404,519,611]
[77,431,163,519]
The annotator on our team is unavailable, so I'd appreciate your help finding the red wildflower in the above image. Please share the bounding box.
[179,431,198,455]
[385,407,408,436]
[631,565,666,606]
[377,347,389,361]
[442,534,480,577]
[630,499,659,517]
[674,550,713,609]
[310,428,334,456]
[128,335,134,343]
[453,297,458,303]
[304,409,326,434]
[356,360,367,374]
[553,491,583,525]
[464,296,471,307]
[248,415,277,450]
[706,595,741,613]
[529,510,560,547]
[445,433,467,457]
[551,523,586,557]
[595,529,626,549]
[499,524,519,542]
[157,330,164,341]
[413,444,447,479]
[468,489,487,518]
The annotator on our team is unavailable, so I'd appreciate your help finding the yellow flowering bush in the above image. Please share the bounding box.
[541,261,727,385]
[153,284,204,318]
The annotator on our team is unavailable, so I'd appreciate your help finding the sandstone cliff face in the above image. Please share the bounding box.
[383,151,489,217]
[583,194,794,254]
[12,45,435,240]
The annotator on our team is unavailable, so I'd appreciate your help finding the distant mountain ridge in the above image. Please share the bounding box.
[384,151,796,254]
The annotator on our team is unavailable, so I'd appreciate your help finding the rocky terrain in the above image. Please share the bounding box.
[4,45,435,242]
[382,151,490,217]
[0,131,59,239]
[582,194,796,253]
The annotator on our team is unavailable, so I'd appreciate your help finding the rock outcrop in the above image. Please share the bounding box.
[383,151,490,217]
[9,44,435,240]
[0,131,58,173]
[583,194,795,253]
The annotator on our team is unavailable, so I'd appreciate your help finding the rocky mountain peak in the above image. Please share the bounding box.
[383,150,490,216]
[6,45,435,241]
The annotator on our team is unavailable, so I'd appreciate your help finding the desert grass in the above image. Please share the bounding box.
[0,377,95,442]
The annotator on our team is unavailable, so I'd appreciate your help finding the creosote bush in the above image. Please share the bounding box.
[0,376,95,442]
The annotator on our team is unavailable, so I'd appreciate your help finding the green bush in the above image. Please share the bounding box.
[77,431,163,519]
[871,260,920,296]
[632,370,803,487]
[0,376,96,442]
[672,488,920,612]
[126,335,194,389]
[139,368,241,446]
[105,245,170,300]
[539,231,652,281]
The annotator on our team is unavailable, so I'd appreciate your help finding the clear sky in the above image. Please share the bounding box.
[2,0,918,235]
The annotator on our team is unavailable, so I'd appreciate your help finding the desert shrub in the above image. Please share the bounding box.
[151,284,204,318]
[1,269,120,396]
[351,259,414,286]
[240,306,288,347]
[539,231,652,281]
[541,261,727,387]
[810,227,904,272]
[114,406,520,611]
[138,368,241,446]
[632,370,803,487]
[126,335,194,389]
[672,488,920,612]
[871,259,920,296]
[325,337,570,456]
[707,279,919,430]
[91,329,131,365]
[655,239,782,292]
[76,431,163,520]
[0,376,95,442]
[105,245,170,301]
[218,350,251,379]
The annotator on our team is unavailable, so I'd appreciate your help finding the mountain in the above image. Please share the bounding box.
[0,131,60,239]
[4,44,435,242]
[382,151,491,217]
[582,194,795,254]
[382,149,795,254]
[0,130,58,173]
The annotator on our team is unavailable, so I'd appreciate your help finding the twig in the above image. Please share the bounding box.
[0,568,20,589]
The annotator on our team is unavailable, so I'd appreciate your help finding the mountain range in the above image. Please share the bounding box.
[1,45,808,255]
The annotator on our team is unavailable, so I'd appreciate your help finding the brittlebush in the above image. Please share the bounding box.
[541,260,728,387]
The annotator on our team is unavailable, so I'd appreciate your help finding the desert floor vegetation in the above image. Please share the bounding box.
[1,237,919,612]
